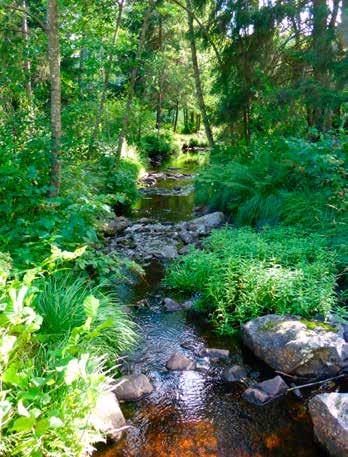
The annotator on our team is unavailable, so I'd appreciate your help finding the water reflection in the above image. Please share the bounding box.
[96,160,324,457]
[96,311,324,457]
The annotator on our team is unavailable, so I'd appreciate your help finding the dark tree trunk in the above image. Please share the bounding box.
[185,0,214,148]
[312,0,331,131]
[243,103,250,144]
[47,0,62,197]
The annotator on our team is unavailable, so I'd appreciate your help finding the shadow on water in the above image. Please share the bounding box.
[96,156,325,457]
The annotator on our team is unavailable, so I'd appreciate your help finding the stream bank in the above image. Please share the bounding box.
[96,159,326,457]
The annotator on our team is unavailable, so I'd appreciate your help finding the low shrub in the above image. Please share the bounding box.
[165,226,338,334]
[196,136,347,223]
[0,249,115,456]
[141,131,178,162]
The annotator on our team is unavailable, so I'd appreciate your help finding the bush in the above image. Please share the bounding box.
[196,136,347,227]
[165,226,337,334]
[141,131,178,162]
[0,250,114,456]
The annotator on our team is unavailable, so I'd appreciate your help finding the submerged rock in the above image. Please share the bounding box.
[115,374,154,401]
[163,297,182,312]
[222,365,248,382]
[166,352,196,371]
[309,393,348,457]
[91,391,126,441]
[163,297,194,312]
[242,375,288,405]
[199,348,230,360]
[242,314,348,378]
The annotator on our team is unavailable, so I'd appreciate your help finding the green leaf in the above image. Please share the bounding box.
[83,295,99,319]
[17,399,30,417]
[10,416,36,432]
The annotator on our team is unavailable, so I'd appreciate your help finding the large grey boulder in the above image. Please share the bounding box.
[114,374,154,401]
[166,352,196,371]
[309,393,348,457]
[91,391,126,441]
[102,217,130,236]
[190,212,225,232]
[242,315,348,378]
[242,376,288,406]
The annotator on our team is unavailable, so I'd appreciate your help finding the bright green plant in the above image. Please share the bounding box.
[166,227,338,334]
[34,273,137,361]
[0,248,120,457]
[196,136,347,227]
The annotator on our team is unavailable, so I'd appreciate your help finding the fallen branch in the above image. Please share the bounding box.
[287,374,346,392]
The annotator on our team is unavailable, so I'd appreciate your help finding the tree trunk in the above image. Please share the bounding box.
[47,0,62,197]
[21,0,32,104]
[89,0,124,157]
[243,103,250,144]
[156,14,164,134]
[341,0,348,50]
[173,99,179,132]
[116,3,153,161]
[185,0,214,148]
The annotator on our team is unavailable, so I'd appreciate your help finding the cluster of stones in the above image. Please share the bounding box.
[93,313,348,457]
[104,212,225,263]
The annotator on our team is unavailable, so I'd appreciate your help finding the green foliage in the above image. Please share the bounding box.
[196,136,347,261]
[166,227,338,334]
[141,131,178,162]
[0,151,142,274]
[34,273,137,361]
[0,250,114,457]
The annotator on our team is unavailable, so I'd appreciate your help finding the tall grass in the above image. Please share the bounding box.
[34,273,137,360]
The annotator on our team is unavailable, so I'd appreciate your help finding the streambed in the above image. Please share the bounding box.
[97,158,325,457]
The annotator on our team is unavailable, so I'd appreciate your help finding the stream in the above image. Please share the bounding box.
[97,158,325,457]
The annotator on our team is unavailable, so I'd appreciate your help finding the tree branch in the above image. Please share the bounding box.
[170,0,223,67]
[3,4,47,32]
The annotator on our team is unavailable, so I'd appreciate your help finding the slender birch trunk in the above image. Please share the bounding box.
[116,3,153,161]
[185,0,214,148]
[47,0,62,197]
[21,0,32,104]
[88,0,124,158]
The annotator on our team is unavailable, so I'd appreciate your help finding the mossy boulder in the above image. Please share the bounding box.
[242,314,348,378]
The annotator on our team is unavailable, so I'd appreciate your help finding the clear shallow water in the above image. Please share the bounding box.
[97,157,325,457]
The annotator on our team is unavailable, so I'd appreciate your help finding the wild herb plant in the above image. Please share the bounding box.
[166,227,338,334]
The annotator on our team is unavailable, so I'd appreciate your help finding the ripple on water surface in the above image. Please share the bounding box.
[96,311,324,457]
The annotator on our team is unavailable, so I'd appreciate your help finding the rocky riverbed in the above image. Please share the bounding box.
[95,163,347,457]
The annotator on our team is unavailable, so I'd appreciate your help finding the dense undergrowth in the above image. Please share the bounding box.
[196,136,348,264]
[166,226,338,334]
[167,135,348,334]
[0,248,136,456]
[0,126,145,454]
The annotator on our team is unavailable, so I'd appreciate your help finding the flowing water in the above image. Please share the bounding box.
[97,157,325,457]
